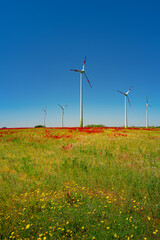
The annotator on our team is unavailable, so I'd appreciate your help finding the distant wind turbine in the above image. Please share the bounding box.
[43,107,47,127]
[70,57,92,127]
[117,87,133,128]
[146,97,151,128]
[58,104,67,127]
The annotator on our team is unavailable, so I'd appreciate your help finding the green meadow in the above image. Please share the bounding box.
[0,127,159,240]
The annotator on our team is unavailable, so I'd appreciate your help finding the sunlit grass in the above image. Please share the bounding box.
[0,127,159,239]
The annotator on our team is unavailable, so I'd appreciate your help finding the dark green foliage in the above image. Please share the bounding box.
[85,124,106,127]
[34,125,46,128]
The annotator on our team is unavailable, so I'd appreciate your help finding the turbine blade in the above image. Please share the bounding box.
[64,105,68,108]
[127,95,131,106]
[70,69,82,73]
[84,72,92,88]
[146,96,148,104]
[83,56,87,70]
[148,104,151,107]
[58,104,63,109]
[117,90,125,95]
[126,86,133,95]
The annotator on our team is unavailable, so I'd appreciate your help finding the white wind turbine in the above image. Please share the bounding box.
[117,87,133,128]
[146,97,151,128]
[58,104,67,127]
[43,106,47,127]
[70,57,92,127]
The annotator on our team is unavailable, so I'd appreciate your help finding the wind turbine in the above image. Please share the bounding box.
[117,87,133,128]
[58,104,67,127]
[146,97,151,128]
[70,57,92,127]
[43,107,47,127]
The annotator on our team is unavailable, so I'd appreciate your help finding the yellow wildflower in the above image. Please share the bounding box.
[114,233,118,238]
[26,224,30,229]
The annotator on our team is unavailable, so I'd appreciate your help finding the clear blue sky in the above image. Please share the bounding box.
[0,0,160,127]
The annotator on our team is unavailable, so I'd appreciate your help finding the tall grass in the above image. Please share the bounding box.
[0,127,159,239]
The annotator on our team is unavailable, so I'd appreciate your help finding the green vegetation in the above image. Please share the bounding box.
[0,127,159,239]
[34,125,46,128]
[85,124,106,127]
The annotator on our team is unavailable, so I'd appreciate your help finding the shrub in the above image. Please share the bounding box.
[34,125,46,128]
[85,124,106,127]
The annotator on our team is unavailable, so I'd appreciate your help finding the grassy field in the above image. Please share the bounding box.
[0,127,159,240]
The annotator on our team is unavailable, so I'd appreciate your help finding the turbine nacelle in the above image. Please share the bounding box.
[146,97,151,109]
[58,104,67,110]
[43,107,47,112]
[117,87,133,106]
[70,57,92,88]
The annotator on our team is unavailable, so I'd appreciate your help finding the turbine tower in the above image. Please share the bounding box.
[117,87,133,128]
[70,57,92,127]
[146,97,151,128]
[58,104,67,127]
[43,107,47,127]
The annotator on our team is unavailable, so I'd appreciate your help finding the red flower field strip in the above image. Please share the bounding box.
[78,127,104,134]
[44,132,72,139]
